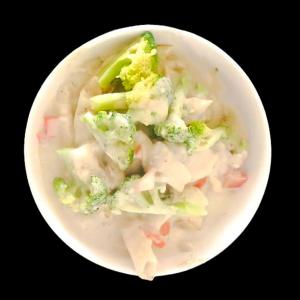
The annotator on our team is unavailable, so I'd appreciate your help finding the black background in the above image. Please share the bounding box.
[10,3,285,296]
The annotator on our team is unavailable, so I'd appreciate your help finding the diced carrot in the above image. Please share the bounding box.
[135,144,141,154]
[145,232,166,248]
[37,116,60,143]
[193,177,207,189]
[36,131,47,143]
[44,116,58,122]
[223,169,248,188]
[44,116,59,137]
[134,144,142,159]
[160,221,170,236]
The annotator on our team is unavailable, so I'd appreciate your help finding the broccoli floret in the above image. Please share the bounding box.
[90,75,171,126]
[46,162,200,216]
[53,176,109,214]
[188,120,206,136]
[185,120,225,153]
[154,82,188,143]
[154,79,224,151]
[110,175,153,211]
[53,177,77,205]
[82,111,136,170]
[90,75,154,112]
[90,73,158,112]
[56,143,124,191]
[86,176,109,212]
[98,31,158,91]
[127,76,172,125]
[110,176,207,216]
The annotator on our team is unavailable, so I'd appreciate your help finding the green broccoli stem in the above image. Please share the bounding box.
[91,74,159,113]
[90,93,128,112]
[142,32,156,52]
[98,58,131,91]
[142,31,158,71]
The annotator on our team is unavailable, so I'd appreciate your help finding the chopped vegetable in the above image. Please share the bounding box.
[53,176,109,213]
[37,116,59,143]
[144,232,166,248]
[154,80,188,143]
[82,111,136,170]
[46,31,249,281]
[159,221,170,236]
[127,76,172,125]
[36,131,47,143]
[134,144,142,154]
[98,31,158,91]
[90,93,129,112]
[110,175,207,216]
[86,176,109,211]
[90,75,171,126]
[185,120,225,153]
[222,125,248,153]
[223,169,248,188]
[170,186,208,216]
[44,116,59,137]
[53,177,77,205]
[193,177,207,189]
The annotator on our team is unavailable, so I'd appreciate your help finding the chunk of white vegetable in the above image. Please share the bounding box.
[148,142,191,192]
[122,226,157,281]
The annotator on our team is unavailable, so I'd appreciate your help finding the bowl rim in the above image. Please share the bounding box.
[24,24,271,277]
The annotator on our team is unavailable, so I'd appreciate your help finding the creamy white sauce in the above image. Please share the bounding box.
[38,55,248,279]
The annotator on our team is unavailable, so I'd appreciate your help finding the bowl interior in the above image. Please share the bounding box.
[25,25,271,276]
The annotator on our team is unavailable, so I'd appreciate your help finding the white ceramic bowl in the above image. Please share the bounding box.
[24,25,271,277]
